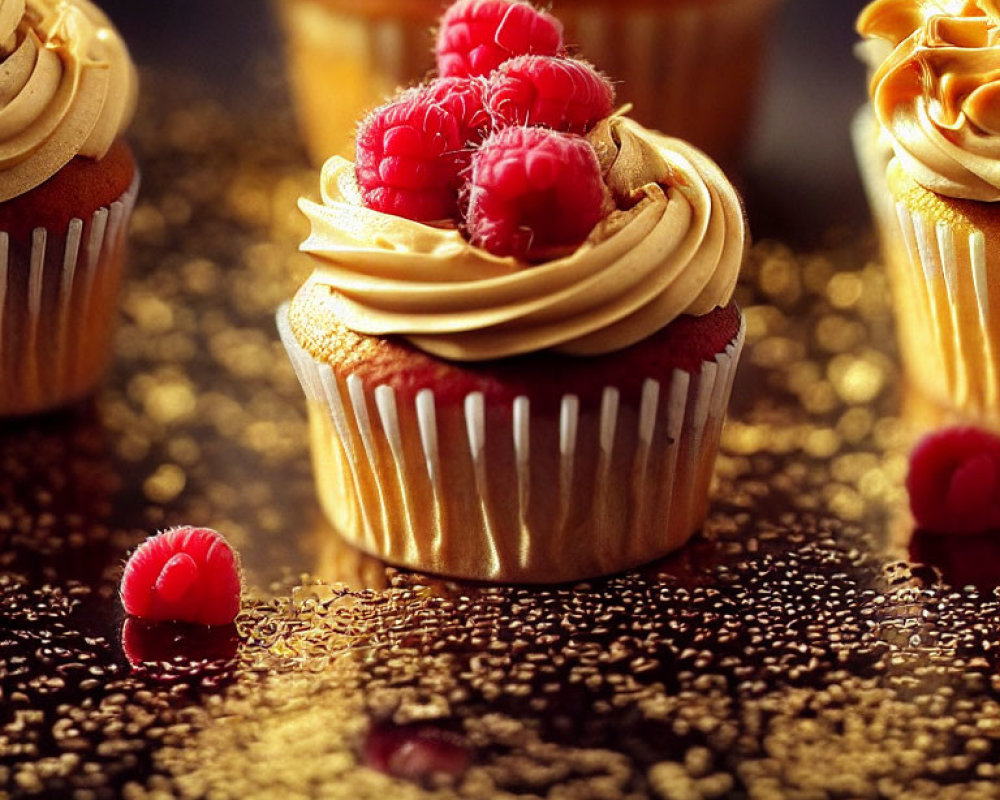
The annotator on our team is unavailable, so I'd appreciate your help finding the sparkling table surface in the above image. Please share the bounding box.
[6,6,1000,798]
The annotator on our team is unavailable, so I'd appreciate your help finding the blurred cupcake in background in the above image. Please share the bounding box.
[0,0,140,417]
[851,31,897,242]
[278,0,784,168]
[856,0,1000,430]
[558,0,785,168]
[276,0,441,164]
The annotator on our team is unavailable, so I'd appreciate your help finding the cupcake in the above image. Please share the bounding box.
[558,0,784,168]
[276,0,441,164]
[0,0,139,417]
[278,0,748,583]
[857,0,1000,428]
[277,0,782,168]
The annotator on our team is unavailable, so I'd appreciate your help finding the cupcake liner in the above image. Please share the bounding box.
[278,304,746,583]
[882,197,1000,425]
[0,172,140,416]
[560,0,783,166]
[853,105,1000,426]
[278,0,437,164]
[851,106,897,245]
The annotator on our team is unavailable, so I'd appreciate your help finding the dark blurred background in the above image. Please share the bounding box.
[94,0,871,245]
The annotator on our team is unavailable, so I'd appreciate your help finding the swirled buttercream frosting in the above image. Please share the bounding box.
[859,0,1000,200]
[298,116,746,361]
[0,0,137,202]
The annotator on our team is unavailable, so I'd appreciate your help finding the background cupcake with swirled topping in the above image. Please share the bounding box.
[278,0,748,583]
[276,0,784,169]
[857,0,1000,429]
[0,0,139,417]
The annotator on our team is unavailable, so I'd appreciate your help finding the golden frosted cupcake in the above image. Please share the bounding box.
[0,0,139,416]
[278,0,783,168]
[279,0,748,583]
[857,0,1000,428]
[558,0,784,167]
[276,0,440,164]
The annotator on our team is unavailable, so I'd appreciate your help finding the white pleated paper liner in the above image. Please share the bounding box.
[560,0,782,165]
[278,304,746,583]
[0,171,140,416]
[886,196,1000,428]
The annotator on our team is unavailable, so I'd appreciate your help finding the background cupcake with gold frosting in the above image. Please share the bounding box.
[856,0,1000,428]
[279,0,747,582]
[0,0,139,416]
[277,0,784,169]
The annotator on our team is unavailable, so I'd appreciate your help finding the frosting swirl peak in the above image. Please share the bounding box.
[0,0,137,202]
[859,0,1000,200]
[298,117,746,361]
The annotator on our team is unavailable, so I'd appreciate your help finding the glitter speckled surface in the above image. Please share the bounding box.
[3,64,1000,800]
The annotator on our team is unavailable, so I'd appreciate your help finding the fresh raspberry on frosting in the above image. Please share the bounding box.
[436,0,564,79]
[424,76,491,146]
[486,55,615,134]
[466,126,611,260]
[356,91,468,222]
[120,527,242,626]
[907,427,1000,535]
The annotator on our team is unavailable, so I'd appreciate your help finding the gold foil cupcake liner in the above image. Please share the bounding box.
[0,172,140,416]
[883,198,1000,427]
[278,305,745,583]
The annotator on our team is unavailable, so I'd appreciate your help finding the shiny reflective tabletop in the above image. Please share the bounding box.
[6,2,1000,799]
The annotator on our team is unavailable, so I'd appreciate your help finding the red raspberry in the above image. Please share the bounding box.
[907,427,1000,535]
[120,527,242,626]
[356,91,468,222]
[487,56,615,134]
[909,529,1000,590]
[424,76,490,146]
[436,0,563,79]
[466,126,611,260]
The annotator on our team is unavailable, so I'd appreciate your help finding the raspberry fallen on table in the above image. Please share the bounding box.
[907,426,1000,535]
[120,526,242,626]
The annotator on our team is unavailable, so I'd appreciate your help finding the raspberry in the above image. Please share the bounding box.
[120,527,242,626]
[436,0,563,79]
[466,126,611,260]
[487,56,615,134]
[909,529,1000,590]
[424,76,490,146]
[356,91,468,222]
[907,427,1000,534]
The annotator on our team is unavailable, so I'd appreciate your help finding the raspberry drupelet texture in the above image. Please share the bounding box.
[120,527,242,626]
[466,126,611,260]
[487,55,615,134]
[424,76,491,146]
[907,427,1000,535]
[436,0,564,79]
[356,91,468,222]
